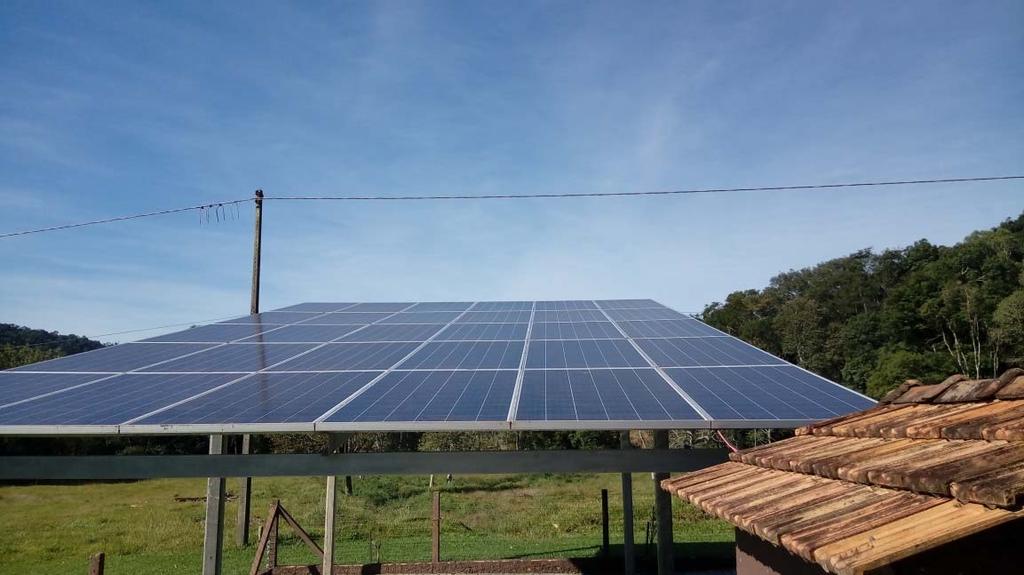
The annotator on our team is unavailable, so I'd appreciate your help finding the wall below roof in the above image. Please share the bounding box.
[736,519,1024,575]
[736,530,829,575]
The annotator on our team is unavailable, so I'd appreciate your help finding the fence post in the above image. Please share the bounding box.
[88,552,105,575]
[431,491,441,564]
[601,488,610,555]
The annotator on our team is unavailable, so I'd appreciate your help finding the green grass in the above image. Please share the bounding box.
[0,473,733,574]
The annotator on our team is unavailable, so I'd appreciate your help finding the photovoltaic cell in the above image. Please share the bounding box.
[617,319,724,338]
[398,341,523,370]
[143,324,279,343]
[636,337,782,367]
[136,372,381,425]
[140,343,315,372]
[0,373,239,425]
[271,302,356,312]
[434,323,528,341]
[343,303,413,313]
[525,339,648,369]
[532,309,607,322]
[455,310,532,323]
[379,311,462,324]
[665,366,875,420]
[530,322,622,340]
[595,299,664,309]
[10,343,217,373]
[470,301,533,312]
[603,308,687,321]
[219,311,329,324]
[0,372,110,407]
[516,369,701,422]
[336,324,446,342]
[236,324,361,343]
[269,342,420,371]
[326,370,516,423]
[296,312,393,325]
[405,302,474,312]
[535,300,598,311]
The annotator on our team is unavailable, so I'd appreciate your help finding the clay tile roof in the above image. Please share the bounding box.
[661,369,1024,575]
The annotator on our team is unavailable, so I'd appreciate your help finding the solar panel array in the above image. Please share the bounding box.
[0,300,875,434]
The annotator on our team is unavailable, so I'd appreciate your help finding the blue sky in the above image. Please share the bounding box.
[1,1,1021,341]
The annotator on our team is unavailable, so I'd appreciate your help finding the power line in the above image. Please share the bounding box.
[1,175,1020,239]
[265,175,1023,201]
[6,314,245,348]
[0,198,250,239]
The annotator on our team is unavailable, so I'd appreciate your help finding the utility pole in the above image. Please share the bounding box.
[250,189,264,315]
[237,189,263,547]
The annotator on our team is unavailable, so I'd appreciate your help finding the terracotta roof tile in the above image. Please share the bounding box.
[662,369,1024,575]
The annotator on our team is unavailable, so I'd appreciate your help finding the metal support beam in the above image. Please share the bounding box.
[0,449,727,480]
[202,435,226,575]
[653,430,674,575]
[236,435,251,547]
[620,431,635,575]
[322,475,337,575]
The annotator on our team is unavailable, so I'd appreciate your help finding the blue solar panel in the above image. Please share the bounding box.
[0,373,111,407]
[535,300,598,311]
[140,343,315,372]
[595,299,664,309]
[219,311,328,324]
[271,302,357,312]
[456,310,532,323]
[636,337,782,367]
[296,312,393,325]
[665,366,875,421]
[405,302,474,312]
[343,303,413,312]
[433,323,528,341]
[398,341,524,370]
[0,373,239,426]
[525,339,648,369]
[516,369,701,423]
[237,324,361,343]
[143,323,279,343]
[326,370,516,424]
[269,342,421,371]
[336,324,446,342]
[135,371,380,426]
[470,301,533,311]
[530,321,622,340]
[0,299,874,434]
[533,309,607,322]
[10,343,217,373]
[617,319,724,338]
[379,311,462,324]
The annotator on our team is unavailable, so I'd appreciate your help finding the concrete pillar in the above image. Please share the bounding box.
[322,475,337,575]
[621,431,635,575]
[202,435,226,575]
[236,434,252,547]
[654,430,674,575]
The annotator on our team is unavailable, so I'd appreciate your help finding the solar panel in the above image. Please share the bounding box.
[10,343,217,373]
[0,299,875,434]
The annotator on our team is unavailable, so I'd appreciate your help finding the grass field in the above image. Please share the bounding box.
[0,473,733,574]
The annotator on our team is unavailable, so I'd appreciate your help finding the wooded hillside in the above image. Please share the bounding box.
[0,324,103,370]
[701,212,1024,398]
